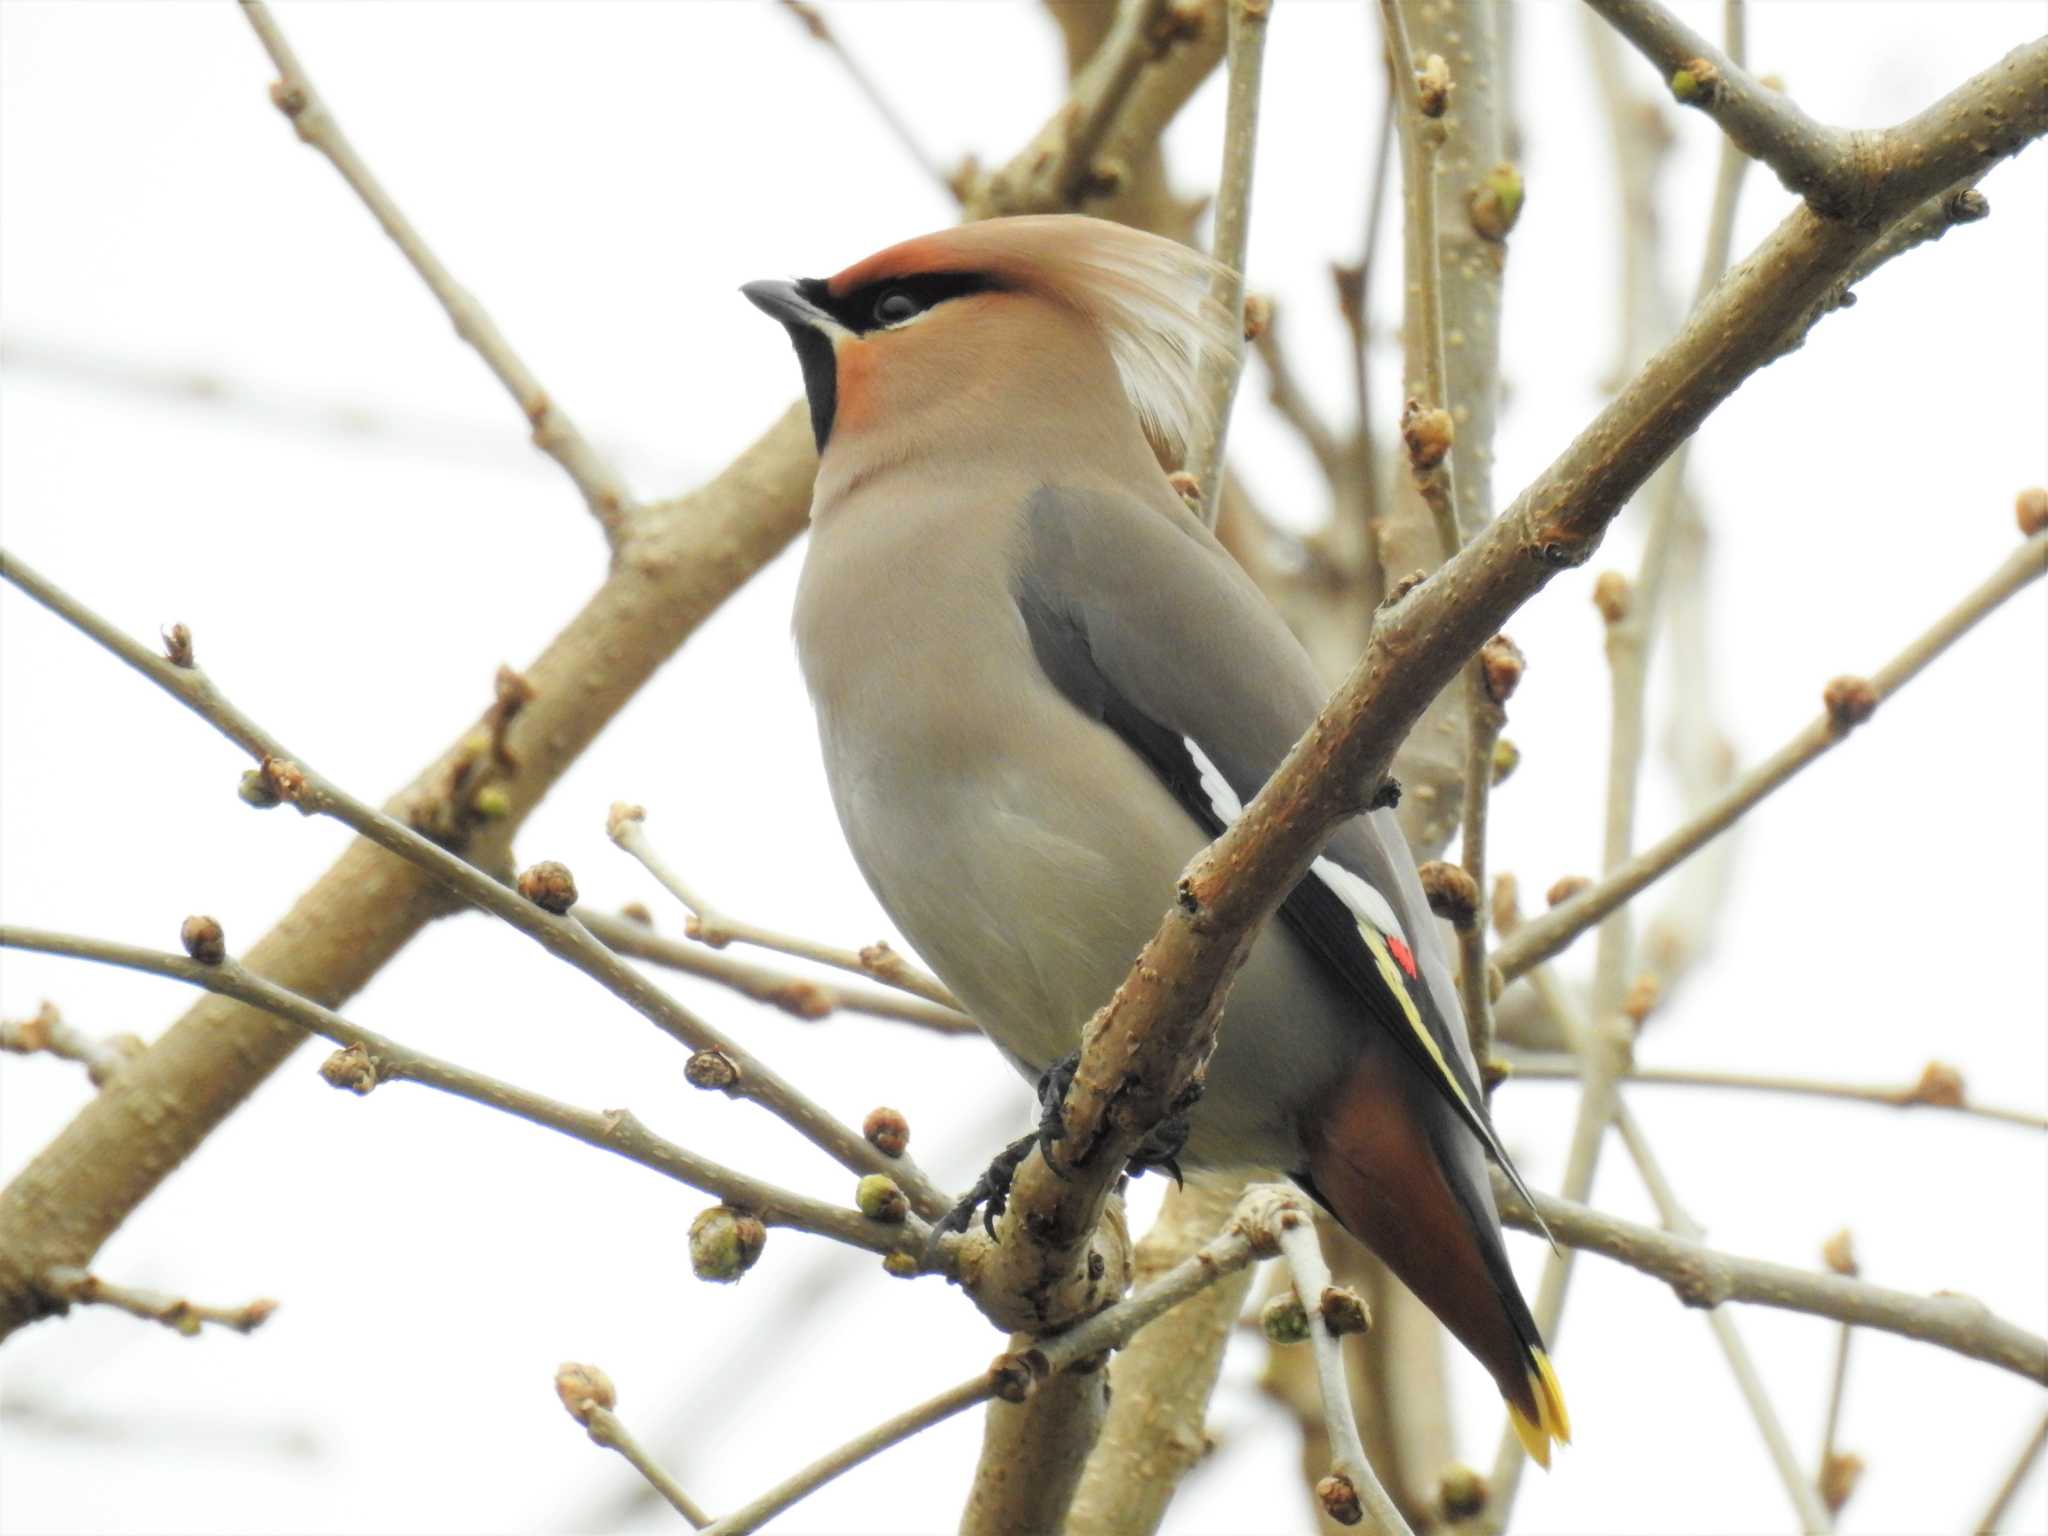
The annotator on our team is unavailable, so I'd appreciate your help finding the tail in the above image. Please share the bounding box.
[1302,1053,1571,1467]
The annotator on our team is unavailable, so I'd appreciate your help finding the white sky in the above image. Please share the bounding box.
[1,4,2043,1534]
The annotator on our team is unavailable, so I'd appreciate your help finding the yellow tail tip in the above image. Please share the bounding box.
[1508,1350,1572,1469]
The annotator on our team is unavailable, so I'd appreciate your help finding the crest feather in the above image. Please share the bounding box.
[828,215,1238,463]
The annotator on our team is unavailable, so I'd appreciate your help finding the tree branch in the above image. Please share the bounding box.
[1067,1177,1260,1534]
[237,0,634,543]
[1583,0,1850,210]
[579,909,975,1036]
[1187,0,1271,520]
[1496,530,2048,980]
[965,0,1218,220]
[776,1,953,197]
[35,1265,276,1338]
[0,551,949,1225]
[1498,1180,2048,1386]
[1,1001,143,1088]
[608,805,959,1009]
[556,1367,714,1528]
[1273,1201,1416,1534]
[710,1183,1286,1536]
[0,404,816,1343]
[1974,1410,2048,1535]
[1505,1055,2045,1132]
[0,926,923,1263]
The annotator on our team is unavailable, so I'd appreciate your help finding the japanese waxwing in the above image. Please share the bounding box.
[743,214,1569,1465]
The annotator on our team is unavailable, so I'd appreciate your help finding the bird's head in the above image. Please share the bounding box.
[742,215,1235,475]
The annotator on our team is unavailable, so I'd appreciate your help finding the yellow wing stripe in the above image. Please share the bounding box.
[1358,923,1482,1125]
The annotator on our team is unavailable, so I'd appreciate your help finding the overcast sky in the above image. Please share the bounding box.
[2,4,2043,1534]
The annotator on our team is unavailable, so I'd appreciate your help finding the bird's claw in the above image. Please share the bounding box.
[1033,1051,1080,1157]
[938,1063,1201,1250]
[932,1131,1038,1246]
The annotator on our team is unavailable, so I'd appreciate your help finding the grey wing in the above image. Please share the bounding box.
[1013,483,1545,1221]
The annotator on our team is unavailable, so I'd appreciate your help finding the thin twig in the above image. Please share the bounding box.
[607,806,959,1009]
[1493,57,1757,1484]
[236,0,634,543]
[585,1405,713,1528]
[1973,1411,2048,1535]
[1188,0,1272,523]
[1505,1056,2044,1131]
[968,0,1207,218]
[36,1265,276,1338]
[1770,183,1992,364]
[1250,305,1345,483]
[1612,1102,1833,1532]
[1273,1202,1416,1535]
[1497,532,2048,980]
[1376,0,1459,558]
[776,1,952,196]
[0,548,950,1223]
[580,909,975,1035]
[0,926,924,1262]
[705,1183,1284,1536]
[1584,0,1852,211]
[0,1001,143,1088]
[1496,1180,2048,1386]
[704,1375,994,1536]
[1817,1313,1856,1517]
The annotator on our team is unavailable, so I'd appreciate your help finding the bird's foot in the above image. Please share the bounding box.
[1124,1109,1190,1187]
[1033,1051,1080,1154]
[931,1131,1038,1244]
[1126,1076,1203,1186]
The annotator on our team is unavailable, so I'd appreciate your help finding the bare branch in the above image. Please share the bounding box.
[1498,1180,2048,1386]
[1974,1411,2048,1535]
[580,909,975,1035]
[1068,1177,1260,1534]
[0,1001,143,1088]
[1771,185,1992,363]
[1506,1055,2046,1131]
[0,926,922,1262]
[1611,1103,1834,1532]
[776,2,952,196]
[1584,0,1849,208]
[0,403,817,1343]
[0,551,950,1225]
[36,1265,275,1338]
[1273,1198,1416,1535]
[712,1184,1283,1536]
[608,804,959,1009]
[237,0,634,542]
[1187,0,1271,520]
[966,0,1217,219]
[557,1365,713,1528]
[1497,532,2048,981]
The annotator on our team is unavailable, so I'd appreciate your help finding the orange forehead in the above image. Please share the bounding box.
[826,231,984,296]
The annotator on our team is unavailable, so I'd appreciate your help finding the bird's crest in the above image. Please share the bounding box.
[826,215,1238,463]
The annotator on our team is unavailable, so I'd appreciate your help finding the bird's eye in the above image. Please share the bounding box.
[873,288,922,326]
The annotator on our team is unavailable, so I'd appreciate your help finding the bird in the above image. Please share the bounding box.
[742,213,1569,1467]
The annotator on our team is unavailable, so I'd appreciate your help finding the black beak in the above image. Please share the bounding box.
[741,279,831,333]
[742,279,839,453]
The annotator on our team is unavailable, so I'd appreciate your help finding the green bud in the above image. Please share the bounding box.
[856,1175,908,1225]
[1260,1293,1311,1344]
[689,1206,765,1283]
